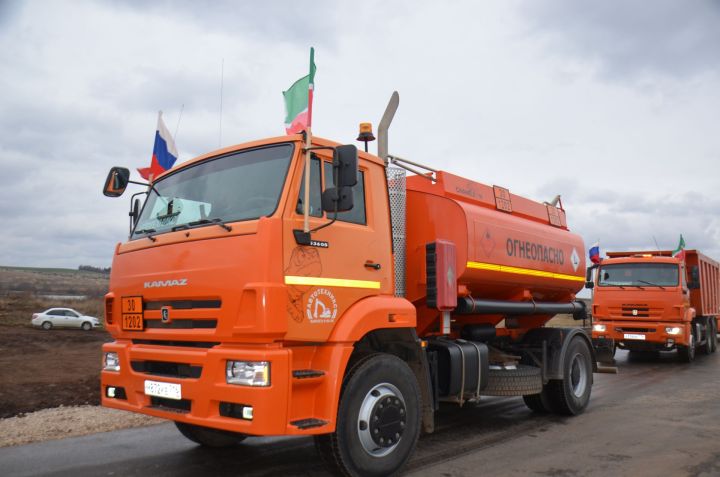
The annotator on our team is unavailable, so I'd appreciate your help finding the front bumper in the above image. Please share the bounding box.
[101,341,291,435]
[592,320,689,349]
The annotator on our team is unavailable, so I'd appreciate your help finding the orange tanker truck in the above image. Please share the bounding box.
[590,249,720,363]
[101,92,596,476]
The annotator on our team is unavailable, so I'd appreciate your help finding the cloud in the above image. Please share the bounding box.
[523,0,720,80]
[536,180,720,260]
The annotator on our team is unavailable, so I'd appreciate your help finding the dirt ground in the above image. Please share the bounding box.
[0,325,111,418]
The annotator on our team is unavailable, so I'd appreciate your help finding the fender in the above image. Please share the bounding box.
[298,296,417,434]
[327,295,416,343]
[522,327,597,380]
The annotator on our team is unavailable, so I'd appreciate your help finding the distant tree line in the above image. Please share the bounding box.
[78,265,111,274]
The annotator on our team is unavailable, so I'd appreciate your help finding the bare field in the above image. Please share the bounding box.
[0,267,109,418]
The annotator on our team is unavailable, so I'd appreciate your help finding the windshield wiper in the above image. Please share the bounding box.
[133,228,157,242]
[172,218,232,232]
[637,280,665,289]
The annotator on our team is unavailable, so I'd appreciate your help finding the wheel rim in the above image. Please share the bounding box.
[569,352,588,398]
[357,382,406,457]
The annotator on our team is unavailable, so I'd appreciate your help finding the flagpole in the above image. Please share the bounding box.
[303,48,315,233]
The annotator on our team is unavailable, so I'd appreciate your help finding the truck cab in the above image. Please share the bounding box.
[591,250,719,362]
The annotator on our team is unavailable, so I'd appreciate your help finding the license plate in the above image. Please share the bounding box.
[144,380,182,400]
[122,313,144,331]
[624,333,646,340]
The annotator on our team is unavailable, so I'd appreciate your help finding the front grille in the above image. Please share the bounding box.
[608,303,663,319]
[616,327,656,333]
[145,319,217,329]
[144,299,221,310]
[149,397,191,413]
[131,360,202,379]
[132,339,219,348]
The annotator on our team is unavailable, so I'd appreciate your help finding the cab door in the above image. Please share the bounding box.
[282,151,393,341]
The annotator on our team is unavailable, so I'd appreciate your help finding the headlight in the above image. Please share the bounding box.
[665,326,682,335]
[103,352,120,371]
[593,324,607,332]
[226,361,270,386]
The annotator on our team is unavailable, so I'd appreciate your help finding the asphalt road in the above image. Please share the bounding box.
[2,349,719,477]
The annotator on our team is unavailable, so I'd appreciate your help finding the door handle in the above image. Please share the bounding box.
[364,261,381,270]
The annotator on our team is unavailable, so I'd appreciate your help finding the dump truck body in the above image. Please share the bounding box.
[591,250,720,362]
[102,126,594,475]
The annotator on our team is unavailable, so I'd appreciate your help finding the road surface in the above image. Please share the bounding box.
[2,349,719,476]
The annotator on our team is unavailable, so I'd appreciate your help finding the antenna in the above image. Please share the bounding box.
[652,236,660,250]
[174,103,184,142]
[219,58,224,148]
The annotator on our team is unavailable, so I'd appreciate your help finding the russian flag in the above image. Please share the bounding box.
[138,111,178,180]
[589,241,601,264]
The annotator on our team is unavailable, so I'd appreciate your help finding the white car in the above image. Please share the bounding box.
[31,308,102,331]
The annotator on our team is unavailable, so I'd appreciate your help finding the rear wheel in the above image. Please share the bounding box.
[710,319,718,353]
[174,422,246,447]
[678,326,696,363]
[544,337,593,415]
[315,354,421,477]
[41,321,52,330]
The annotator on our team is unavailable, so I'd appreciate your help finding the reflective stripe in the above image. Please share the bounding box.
[284,275,381,289]
[466,261,585,282]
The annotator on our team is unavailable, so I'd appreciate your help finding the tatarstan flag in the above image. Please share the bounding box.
[672,234,686,260]
[283,47,316,134]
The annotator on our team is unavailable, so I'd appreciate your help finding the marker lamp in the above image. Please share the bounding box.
[103,352,120,372]
[665,326,682,335]
[593,324,607,333]
[226,361,270,386]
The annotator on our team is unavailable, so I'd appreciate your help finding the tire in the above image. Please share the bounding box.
[314,354,421,477]
[699,318,713,355]
[678,326,696,363]
[41,321,52,330]
[483,365,543,397]
[81,322,92,331]
[522,392,550,413]
[710,319,717,353]
[544,336,593,416]
[174,422,246,447]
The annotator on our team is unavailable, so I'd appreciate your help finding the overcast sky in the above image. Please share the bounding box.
[0,0,719,269]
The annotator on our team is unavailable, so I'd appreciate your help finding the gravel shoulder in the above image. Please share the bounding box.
[0,405,163,447]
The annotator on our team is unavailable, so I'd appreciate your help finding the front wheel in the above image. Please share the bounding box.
[174,422,246,447]
[315,354,421,477]
[81,322,92,331]
[544,336,593,416]
[678,326,696,362]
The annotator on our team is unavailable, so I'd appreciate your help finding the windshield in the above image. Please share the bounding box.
[598,263,679,287]
[132,143,294,238]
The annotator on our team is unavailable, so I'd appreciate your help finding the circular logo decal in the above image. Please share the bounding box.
[306,288,338,324]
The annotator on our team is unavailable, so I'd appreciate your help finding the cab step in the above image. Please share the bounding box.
[292,369,325,379]
[291,418,328,429]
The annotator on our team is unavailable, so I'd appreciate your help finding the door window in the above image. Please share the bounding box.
[295,157,323,217]
[323,162,366,225]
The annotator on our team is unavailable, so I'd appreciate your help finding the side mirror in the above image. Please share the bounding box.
[334,145,358,188]
[321,186,354,213]
[103,167,130,197]
[691,265,700,282]
[130,198,141,226]
[585,266,595,289]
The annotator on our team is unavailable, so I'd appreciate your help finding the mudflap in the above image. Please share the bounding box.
[593,337,615,364]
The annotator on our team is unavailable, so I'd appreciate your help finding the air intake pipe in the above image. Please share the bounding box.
[455,297,588,321]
